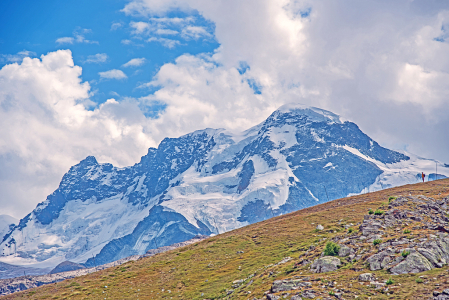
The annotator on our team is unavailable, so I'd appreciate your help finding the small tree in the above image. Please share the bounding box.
[324,242,340,256]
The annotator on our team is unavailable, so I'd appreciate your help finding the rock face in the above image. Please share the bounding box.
[389,252,433,274]
[2,104,444,273]
[311,256,341,273]
[321,195,449,275]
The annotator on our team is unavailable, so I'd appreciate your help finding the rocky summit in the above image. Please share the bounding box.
[1,104,448,275]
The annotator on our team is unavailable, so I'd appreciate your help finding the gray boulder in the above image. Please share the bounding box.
[338,244,354,257]
[390,252,433,274]
[367,251,391,271]
[301,290,316,299]
[316,224,324,231]
[418,246,444,268]
[271,279,303,293]
[358,273,374,282]
[311,256,341,273]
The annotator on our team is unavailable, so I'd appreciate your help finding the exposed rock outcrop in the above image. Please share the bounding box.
[311,256,341,273]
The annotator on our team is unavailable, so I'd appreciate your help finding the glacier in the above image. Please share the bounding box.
[1,103,448,274]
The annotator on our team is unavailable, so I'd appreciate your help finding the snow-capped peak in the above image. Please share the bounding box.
[275,103,344,124]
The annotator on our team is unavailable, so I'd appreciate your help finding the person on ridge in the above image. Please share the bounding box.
[422,172,425,182]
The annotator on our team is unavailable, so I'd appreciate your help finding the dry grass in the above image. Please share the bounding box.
[3,178,449,300]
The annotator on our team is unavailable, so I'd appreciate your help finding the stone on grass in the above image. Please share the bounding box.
[390,252,433,275]
[311,256,341,273]
[271,279,302,293]
[358,273,374,282]
[338,244,353,257]
[316,224,324,231]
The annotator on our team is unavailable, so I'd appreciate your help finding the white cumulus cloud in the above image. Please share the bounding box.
[122,58,146,67]
[0,50,154,218]
[85,53,108,64]
[99,69,128,80]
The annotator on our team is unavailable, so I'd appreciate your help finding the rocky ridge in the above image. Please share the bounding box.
[249,195,449,299]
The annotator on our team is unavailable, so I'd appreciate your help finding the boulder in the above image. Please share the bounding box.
[418,246,444,268]
[390,252,433,274]
[271,279,302,293]
[316,224,324,231]
[311,256,341,273]
[366,251,391,271]
[301,290,316,299]
[338,245,354,257]
[358,273,374,282]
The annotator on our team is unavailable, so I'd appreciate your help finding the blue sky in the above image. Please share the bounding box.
[1,0,449,218]
[0,0,218,112]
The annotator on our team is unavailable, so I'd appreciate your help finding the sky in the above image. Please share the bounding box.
[1,0,449,219]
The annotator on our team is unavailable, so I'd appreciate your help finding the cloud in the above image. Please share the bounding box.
[130,21,151,34]
[56,28,98,45]
[84,53,108,64]
[155,28,178,35]
[147,37,181,48]
[121,39,132,45]
[56,37,74,44]
[181,26,211,39]
[124,0,449,165]
[111,22,123,30]
[0,50,155,218]
[122,58,146,67]
[126,15,212,47]
[0,50,36,63]
[99,69,128,80]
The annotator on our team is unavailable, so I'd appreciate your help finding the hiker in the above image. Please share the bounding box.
[422,172,425,182]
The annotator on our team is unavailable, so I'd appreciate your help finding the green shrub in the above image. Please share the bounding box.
[386,278,394,285]
[401,250,410,258]
[416,278,423,283]
[323,242,340,256]
[388,196,397,202]
[374,209,384,215]
[403,229,411,234]
[329,291,335,296]
[348,228,353,234]
[373,239,382,245]
[368,209,374,215]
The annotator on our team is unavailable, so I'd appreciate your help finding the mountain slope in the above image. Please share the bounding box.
[4,178,449,299]
[1,103,448,272]
[0,216,17,247]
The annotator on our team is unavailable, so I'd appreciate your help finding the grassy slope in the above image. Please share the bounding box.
[3,178,449,300]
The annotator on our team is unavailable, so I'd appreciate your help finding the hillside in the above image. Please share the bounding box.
[2,104,447,274]
[3,178,449,299]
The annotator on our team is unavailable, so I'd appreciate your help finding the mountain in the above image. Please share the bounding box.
[1,103,448,274]
[0,215,17,246]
